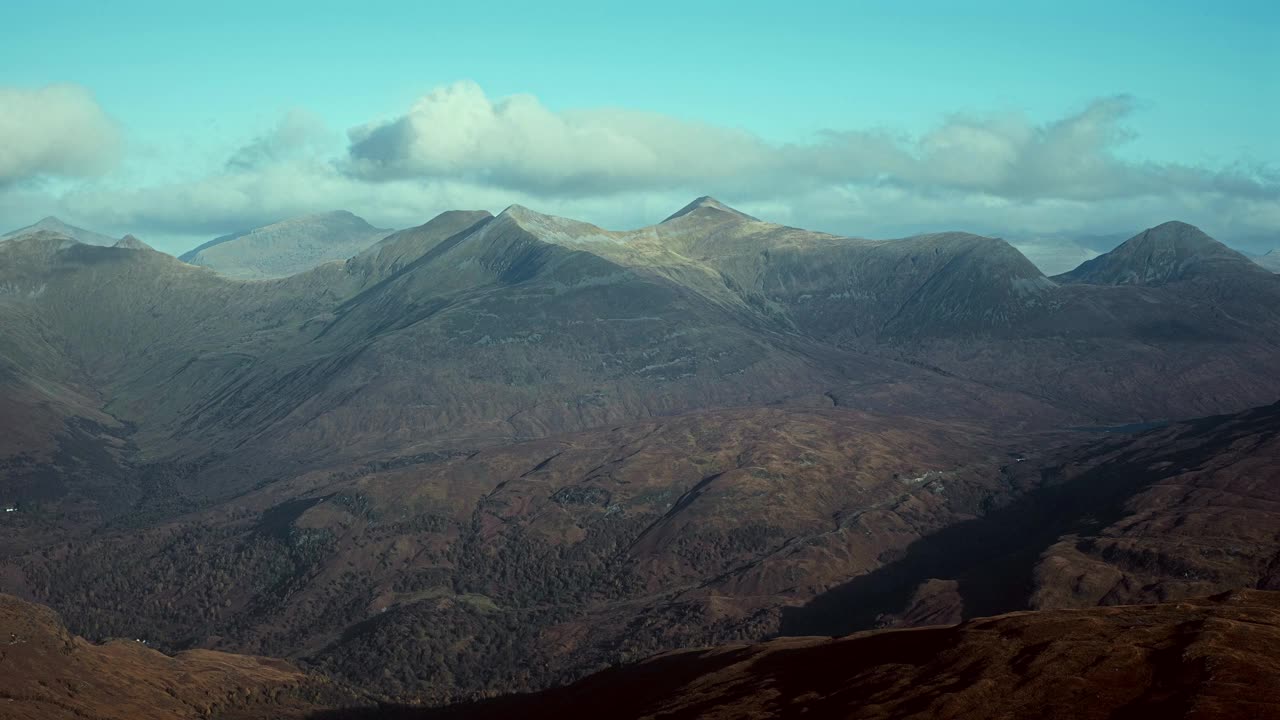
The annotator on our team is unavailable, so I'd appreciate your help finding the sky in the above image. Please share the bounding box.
[1,0,1277,268]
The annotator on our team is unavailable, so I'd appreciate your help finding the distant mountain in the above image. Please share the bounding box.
[1259,250,1280,272]
[1055,220,1267,285]
[178,210,393,279]
[2,216,118,246]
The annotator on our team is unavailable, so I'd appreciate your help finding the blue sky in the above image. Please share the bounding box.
[1,0,1277,264]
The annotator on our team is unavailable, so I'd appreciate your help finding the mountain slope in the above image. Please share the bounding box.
[179,210,393,279]
[0,593,338,719]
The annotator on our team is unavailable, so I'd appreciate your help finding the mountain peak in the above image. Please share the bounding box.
[1142,220,1221,249]
[496,204,543,221]
[113,234,153,251]
[662,196,758,223]
[496,204,624,245]
[3,216,117,246]
[1055,221,1262,286]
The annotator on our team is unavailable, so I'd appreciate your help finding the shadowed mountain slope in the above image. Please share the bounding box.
[7,588,1280,720]
[381,590,1280,720]
[776,400,1280,639]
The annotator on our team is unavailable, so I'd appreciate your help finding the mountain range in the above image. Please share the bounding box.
[2,198,1280,709]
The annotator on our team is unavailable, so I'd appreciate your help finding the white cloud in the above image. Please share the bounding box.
[344,81,775,194]
[0,85,121,186]
[343,82,1278,207]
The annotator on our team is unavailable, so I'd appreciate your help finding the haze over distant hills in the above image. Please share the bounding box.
[178,210,393,279]
[2,197,1280,707]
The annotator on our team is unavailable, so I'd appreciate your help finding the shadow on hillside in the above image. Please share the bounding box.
[778,413,1241,637]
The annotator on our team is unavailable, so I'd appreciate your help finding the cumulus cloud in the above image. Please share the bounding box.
[345,81,773,194]
[343,82,1278,206]
[0,84,121,186]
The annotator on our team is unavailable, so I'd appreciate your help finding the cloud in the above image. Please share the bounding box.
[9,81,1277,257]
[56,158,696,248]
[226,109,332,171]
[345,81,774,194]
[0,85,121,186]
[343,82,1278,206]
